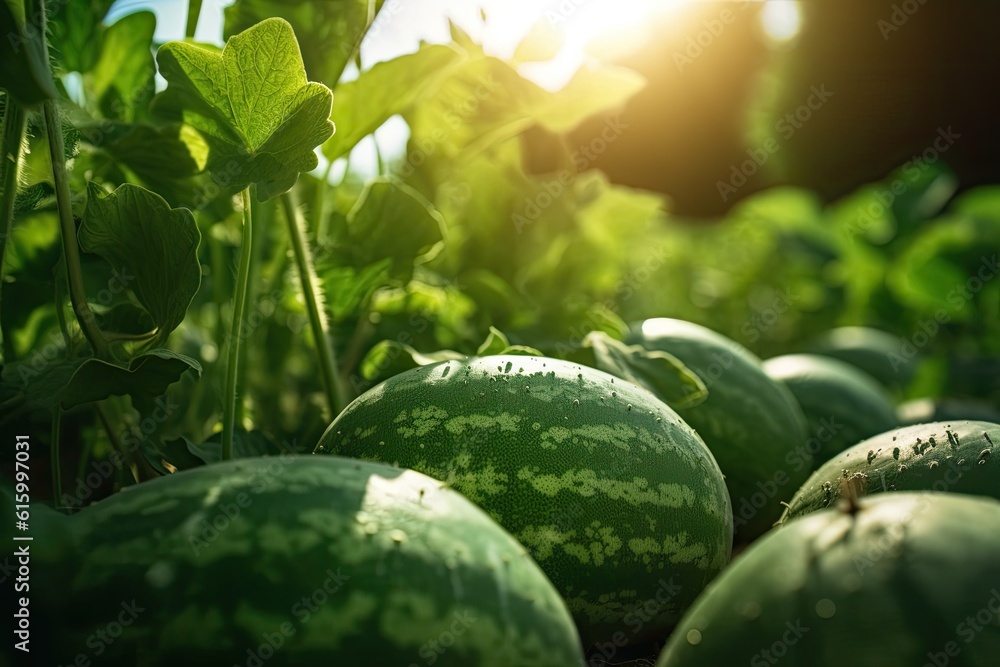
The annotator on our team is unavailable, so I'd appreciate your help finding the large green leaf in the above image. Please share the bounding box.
[154,17,334,201]
[1,349,201,414]
[0,0,58,105]
[48,0,116,74]
[80,183,201,343]
[224,0,384,89]
[346,179,445,279]
[321,44,464,162]
[581,331,708,409]
[61,350,202,409]
[84,10,156,122]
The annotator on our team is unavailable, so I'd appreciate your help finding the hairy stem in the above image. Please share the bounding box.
[44,102,112,360]
[0,94,26,339]
[222,188,254,461]
[281,188,344,417]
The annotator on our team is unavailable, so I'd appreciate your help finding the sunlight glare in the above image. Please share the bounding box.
[522,0,696,90]
[761,1,801,43]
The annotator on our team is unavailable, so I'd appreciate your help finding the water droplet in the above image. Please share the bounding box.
[928,461,939,470]
[504,362,513,373]
[572,399,580,407]
[686,629,702,645]
[816,599,836,619]
[892,447,900,460]
[627,404,633,411]
[390,529,406,544]
[867,450,876,464]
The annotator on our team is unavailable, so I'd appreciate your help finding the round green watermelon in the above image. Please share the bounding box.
[315,355,733,646]
[55,456,584,666]
[806,326,917,392]
[897,397,1000,426]
[657,492,1000,667]
[763,353,899,467]
[780,420,1000,522]
[625,318,809,541]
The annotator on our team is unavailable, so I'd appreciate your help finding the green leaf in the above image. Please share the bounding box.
[319,258,391,322]
[477,326,510,356]
[154,17,334,201]
[321,44,463,162]
[581,332,708,409]
[534,63,645,134]
[360,341,464,383]
[346,179,445,279]
[224,0,385,89]
[512,18,565,63]
[188,428,286,464]
[101,123,209,186]
[48,0,116,74]
[62,350,202,409]
[81,183,202,343]
[84,11,156,122]
[0,0,58,105]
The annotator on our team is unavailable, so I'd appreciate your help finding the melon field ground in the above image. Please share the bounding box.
[1,1,999,666]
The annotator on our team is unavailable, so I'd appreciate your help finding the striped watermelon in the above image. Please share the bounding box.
[625,318,810,541]
[315,355,733,646]
[53,456,585,666]
[780,420,1000,522]
[657,493,1000,666]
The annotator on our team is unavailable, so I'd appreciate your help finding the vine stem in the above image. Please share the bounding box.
[221,187,254,461]
[44,104,112,360]
[281,188,345,417]
[1,95,26,341]
[185,0,204,39]
[312,160,333,242]
[50,407,62,505]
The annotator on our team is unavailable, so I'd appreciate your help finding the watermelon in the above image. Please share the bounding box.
[1,483,77,666]
[806,326,917,392]
[780,421,1000,522]
[897,397,1000,426]
[657,492,1000,667]
[763,353,899,467]
[54,456,585,666]
[315,355,733,646]
[625,318,809,541]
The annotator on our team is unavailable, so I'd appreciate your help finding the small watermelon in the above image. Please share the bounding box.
[763,353,899,467]
[658,492,1000,667]
[54,456,584,666]
[806,326,917,392]
[626,318,809,541]
[315,355,733,646]
[897,397,1000,426]
[780,421,1000,522]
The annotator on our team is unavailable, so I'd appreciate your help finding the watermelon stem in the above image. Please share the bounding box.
[221,187,254,461]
